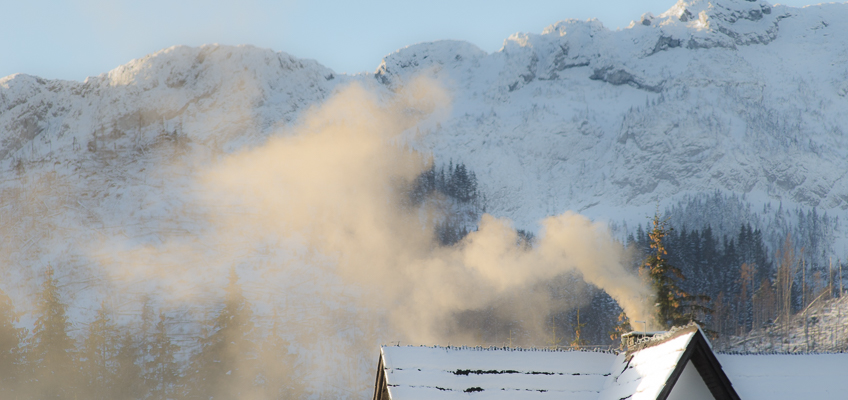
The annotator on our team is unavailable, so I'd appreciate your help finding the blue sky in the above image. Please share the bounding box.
[1,0,819,81]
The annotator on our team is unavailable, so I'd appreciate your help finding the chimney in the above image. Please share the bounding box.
[620,330,665,351]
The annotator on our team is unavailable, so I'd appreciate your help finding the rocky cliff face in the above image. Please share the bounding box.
[373,0,848,230]
[0,45,340,160]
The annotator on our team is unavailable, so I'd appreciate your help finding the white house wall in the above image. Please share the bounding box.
[667,360,715,400]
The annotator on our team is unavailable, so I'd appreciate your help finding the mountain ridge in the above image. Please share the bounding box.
[3,0,848,244]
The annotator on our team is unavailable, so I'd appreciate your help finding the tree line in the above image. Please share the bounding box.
[403,159,485,246]
[409,160,480,206]
[628,218,846,345]
[0,266,302,400]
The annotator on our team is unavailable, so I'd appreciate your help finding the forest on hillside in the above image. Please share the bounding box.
[0,266,301,400]
[405,162,848,350]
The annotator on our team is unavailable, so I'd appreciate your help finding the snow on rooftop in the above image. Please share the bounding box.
[599,329,697,400]
[380,345,617,399]
[377,326,847,400]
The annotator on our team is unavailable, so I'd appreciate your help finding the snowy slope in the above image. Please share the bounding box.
[723,294,848,353]
[4,1,848,236]
[376,0,848,234]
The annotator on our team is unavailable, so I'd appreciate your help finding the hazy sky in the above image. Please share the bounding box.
[0,0,822,81]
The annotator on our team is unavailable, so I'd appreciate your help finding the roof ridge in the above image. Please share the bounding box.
[380,344,619,354]
[625,322,701,354]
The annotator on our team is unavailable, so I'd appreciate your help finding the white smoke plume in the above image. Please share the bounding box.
[194,77,654,342]
[2,73,653,398]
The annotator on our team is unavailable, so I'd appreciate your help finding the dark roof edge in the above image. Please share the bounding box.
[656,329,741,400]
[372,349,390,400]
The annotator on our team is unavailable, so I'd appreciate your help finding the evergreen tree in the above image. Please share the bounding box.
[409,164,436,205]
[775,234,797,325]
[0,286,24,395]
[516,229,535,249]
[569,308,588,349]
[186,267,258,400]
[700,225,718,295]
[30,265,78,399]
[80,301,118,400]
[147,312,180,400]
[445,159,455,197]
[437,163,446,193]
[436,220,467,246]
[452,163,473,202]
[138,296,156,395]
[609,311,632,342]
[635,224,647,249]
[112,329,145,400]
[737,262,758,334]
[643,215,711,329]
[469,170,478,201]
[259,308,302,399]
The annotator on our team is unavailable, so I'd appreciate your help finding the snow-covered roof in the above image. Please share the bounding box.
[598,333,693,400]
[375,322,848,400]
[377,345,617,399]
[598,324,739,400]
[373,324,741,400]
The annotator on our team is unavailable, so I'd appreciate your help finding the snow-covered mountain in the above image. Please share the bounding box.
[4,0,848,237]
[3,0,848,397]
[378,0,848,229]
